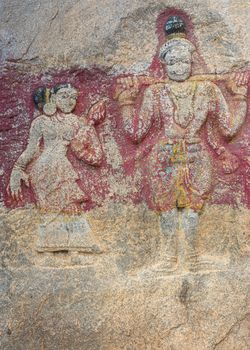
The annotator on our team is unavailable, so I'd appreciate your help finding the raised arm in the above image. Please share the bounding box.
[70,100,107,166]
[206,74,248,173]
[8,117,43,200]
[212,73,248,138]
[70,123,103,166]
[115,77,156,143]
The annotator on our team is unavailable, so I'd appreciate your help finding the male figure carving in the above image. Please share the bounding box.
[116,16,248,272]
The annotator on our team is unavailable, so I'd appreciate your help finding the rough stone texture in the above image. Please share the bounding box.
[0,0,250,73]
[0,204,249,349]
[0,1,250,349]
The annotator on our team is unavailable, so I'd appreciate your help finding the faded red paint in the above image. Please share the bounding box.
[1,11,250,211]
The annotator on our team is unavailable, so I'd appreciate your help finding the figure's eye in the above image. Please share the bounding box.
[168,58,178,65]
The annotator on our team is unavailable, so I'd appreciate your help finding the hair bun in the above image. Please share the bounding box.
[33,87,51,110]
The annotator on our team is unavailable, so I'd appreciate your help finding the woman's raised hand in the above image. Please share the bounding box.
[87,99,107,126]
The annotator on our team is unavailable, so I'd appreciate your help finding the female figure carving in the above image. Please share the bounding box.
[8,84,106,252]
[8,84,105,213]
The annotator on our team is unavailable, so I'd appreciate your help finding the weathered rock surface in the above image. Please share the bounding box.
[0,1,250,349]
[0,0,249,73]
[0,205,249,349]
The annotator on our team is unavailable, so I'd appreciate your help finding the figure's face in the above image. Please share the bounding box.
[56,88,78,113]
[164,47,192,82]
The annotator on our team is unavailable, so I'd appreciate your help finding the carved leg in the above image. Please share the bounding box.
[182,208,199,271]
[140,208,179,277]
[159,209,178,271]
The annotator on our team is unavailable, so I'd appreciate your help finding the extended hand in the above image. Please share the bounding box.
[7,168,29,201]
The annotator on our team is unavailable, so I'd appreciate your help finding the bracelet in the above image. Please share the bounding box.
[233,94,247,100]
[13,163,26,171]
[119,100,135,106]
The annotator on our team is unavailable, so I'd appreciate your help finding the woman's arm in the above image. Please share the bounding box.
[8,117,43,200]
[70,124,103,166]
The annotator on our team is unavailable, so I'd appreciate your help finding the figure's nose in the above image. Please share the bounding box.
[174,64,185,74]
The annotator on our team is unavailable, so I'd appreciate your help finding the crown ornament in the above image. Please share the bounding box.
[159,16,195,61]
[164,16,186,39]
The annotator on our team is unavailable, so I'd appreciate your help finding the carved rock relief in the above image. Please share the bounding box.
[6,84,106,252]
[1,10,250,273]
[114,15,249,273]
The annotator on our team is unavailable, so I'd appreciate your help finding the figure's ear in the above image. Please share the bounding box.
[43,102,57,116]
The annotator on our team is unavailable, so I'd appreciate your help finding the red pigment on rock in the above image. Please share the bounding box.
[1,9,250,211]
[1,66,249,211]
